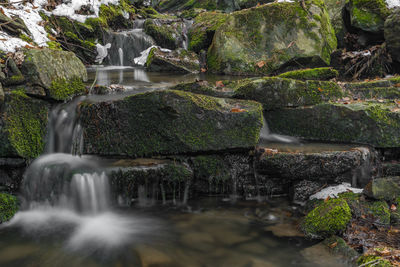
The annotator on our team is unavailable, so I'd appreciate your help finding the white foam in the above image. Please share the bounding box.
[309,182,363,200]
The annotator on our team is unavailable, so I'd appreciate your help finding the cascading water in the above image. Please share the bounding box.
[259,116,299,144]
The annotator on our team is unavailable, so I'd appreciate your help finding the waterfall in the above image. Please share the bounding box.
[259,116,299,144]
[118,47,124,66]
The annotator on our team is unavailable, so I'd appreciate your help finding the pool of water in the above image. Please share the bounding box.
[0,198,348,267]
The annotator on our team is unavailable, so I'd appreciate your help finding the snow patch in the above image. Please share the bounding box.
[309,183,363,200]
[133,46,172,66]
[386,0,400,8]
[95,43,112,64]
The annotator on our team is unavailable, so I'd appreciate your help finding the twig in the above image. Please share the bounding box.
[89,66,99,94]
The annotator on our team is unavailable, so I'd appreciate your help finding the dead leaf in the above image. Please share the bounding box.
[216,80,224,87]
[287,41,295,48]
[391,204,397,211]
[200,68,207,73]
[256,60,265,68]
[318,87,323,92]
[231,108,247,113]
[328,242,338,249]
[324,196,330,202]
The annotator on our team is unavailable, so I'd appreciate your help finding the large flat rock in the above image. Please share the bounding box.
[78,90,263,157]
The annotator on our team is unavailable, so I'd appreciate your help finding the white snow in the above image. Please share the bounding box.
[95,43,112,64]
[0,32,29,53]
[133,46,172,66]
[386,0,400,8]
[309,182,363,200]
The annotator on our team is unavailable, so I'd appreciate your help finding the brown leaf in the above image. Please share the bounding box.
[287,41,295,48]
[231,108,247,113]
[324,196,330,202]
[216,80,224,87]
[391,204,397,211]
[256,60,265,68]
[200,68,207,73]
[328,242,338,249]
[317,87,323,92]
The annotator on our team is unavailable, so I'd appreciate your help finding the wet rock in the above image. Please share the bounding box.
[324,0,347,47]
[364,177,400,201]
[21,48,87,101]
[188,11,228,53]
[384,8,400,63]
[277,67,339,81]
[171,80,235,98]
[382,162,400,176]
[146,47,200,73]
[300,242,344,267]
[265,102,400,148]
[356,255,391,267]
[78,90,263,157]
[292,180,323,203]
[344,76,400,100]
[136,245,175,267]
[322,236,359,263]
[0,157,26,192]
[302,198,352,239]
[346,0,390,34]
[144,19,188,50]
[207,0,337,75]
[0,91,49,159]
[0,192,18,223]
[264,223,305,238]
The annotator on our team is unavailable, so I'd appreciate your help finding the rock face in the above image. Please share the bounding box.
[144,19,187,50]
[364,177,400,201]
[0,91,49,159]
[323,0,347,47]
[207,0,337,75]
[265,103,400,147]
[384,9,400,63]
[346,0,390,34]
[21,48,88,101]
[146,47,200,73]
[78,90,263,157]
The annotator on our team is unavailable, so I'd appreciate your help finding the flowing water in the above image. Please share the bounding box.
[0,67,350,267]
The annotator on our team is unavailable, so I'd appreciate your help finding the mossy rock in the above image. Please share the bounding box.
[322,236,359,262]
[356,255,392,267]
[156,0,238,12]
[171,80,235,98]
[0,192,18,223]
[146,47,200,73]
[344,77,400,100]
[364,177,400,201]
[232,77,344,110]
[0,91,49,159]
[346,0,391,34]
[78,90,263,157]
[385,9,400,63]
[323,0,347,47]
[265,102,400,147]
[188,11,228,53]
[277,67,339,80]
[144,19,181,50]
[302,198,352,239]
[207,0,337,75]
[21,48,87,101]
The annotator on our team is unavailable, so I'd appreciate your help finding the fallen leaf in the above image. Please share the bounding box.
[391,204,397,211]
[287,41,295,48]
[318,87,323,92]
[200,68,207,73]
[328,242,338,249]
[216,80,224,87]
[231,108,247,113]
[324,196,330,202]
[256,60,265,68]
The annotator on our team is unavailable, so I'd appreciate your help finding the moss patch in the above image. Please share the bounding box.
[0,193,18,223]
[356,255,391,267]
[49,77,86,101]
[278,67,339,80]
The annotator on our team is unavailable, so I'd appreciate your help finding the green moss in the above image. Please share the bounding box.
[356,255,391,267]
[366,103,400,127]
[99,2,134,29]
[5,90,48,158]
[278,67,339,80]
[143,19,177,50]
[0,193,18,223]
[192,155,230,185]
[19,34,33,43]
[145,47,156,68]
[46,41,62,50]
[348,0,390,32]
[302,198,352,238]
[49,77,86,101]
[366,200,391,225]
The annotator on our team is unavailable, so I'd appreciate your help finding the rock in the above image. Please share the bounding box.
[356,255,391,267]
[0,90,49,159]
[0,192,18,223]
[21,48,88,101]
[256,146,374,194]
[277,67,339,81]
[302,198,352,239]
[188,11,228,53]
[146,47,200,73]
[382,162,400,176]
[171,80,235,98]
[364,177,400,201]
[265,102,400,148]
[346,0,390,34]
[0,158,26,192]
[207,0,337,75]
[108,159,193,204]
[156,0,238,12]
[264,223,305,237]
[300,243,343,267]
[78,90,263,157]
[323,0,347,47]
[144,19,186,50]
[344,76,400,100]
[384,8,400,63]
[232,77,343,110]
[322,236,359,263]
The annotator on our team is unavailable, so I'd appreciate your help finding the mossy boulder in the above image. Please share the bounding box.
[356,255,391,267]
[0,91,49,159]
[323,0,347,47]
[364,177,400,201]
[207,0,337,75]
[0,192,18,223]
[171,80,235,98]
[323,236,359,262]
[265,102,400,147]
[146,47,200,73]
[156,0,238,12]
[21,49,87,101]
[233,77,343,110]
[144,19,183,50]
[344,77,400,100]
[188,11,228,53]
[384,8,400,63]
[78,90,263,157]
[302,198,352,238]
[277,67,339,80]
[345,0,391,34]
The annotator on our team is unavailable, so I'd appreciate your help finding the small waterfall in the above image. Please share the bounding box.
[118,47,124,66]
[259,116,299,144]
[182,19,193,50]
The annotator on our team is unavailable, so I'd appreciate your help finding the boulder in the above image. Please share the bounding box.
[0,90,49,159]
[188,11,228,53]
[146,47,200,73]
[364,177,400,201]
[384,8,400,63]
[345,77,400,100]
[78,90,263,157]
[265,102,400,147]
[345,0,390,34]
[171,80,235,98]
[156,0,238,12]
[144,19,187,50]
[0,193,18,223]
[302,198,352,239]
[21,48,88,101]
[277,67,339,81]
[207,0,337,75]
[0,158,26,192]
[323,0,347,47]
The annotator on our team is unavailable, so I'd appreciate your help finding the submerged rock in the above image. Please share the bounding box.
[21,48,87,101]
[146,47,200,73]
[0,192,18,223]
[78,90,263,157]
[302,198,352,239]
[207,0,337,75]
[265,102,400,147]
[0,90,49,159]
